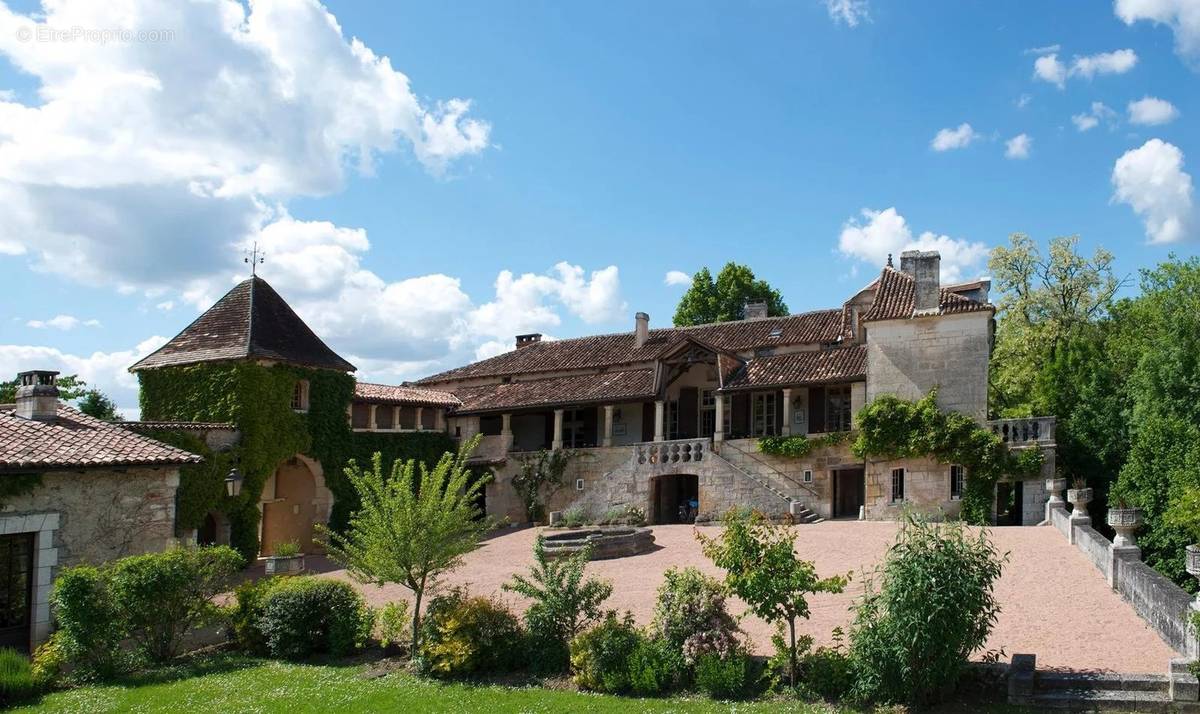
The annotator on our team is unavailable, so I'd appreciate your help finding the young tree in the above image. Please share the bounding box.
[77,388,122,421]
[318,436,489,654]
[697,509,847,687]
[672,263,788,326]
[503,537,613,671]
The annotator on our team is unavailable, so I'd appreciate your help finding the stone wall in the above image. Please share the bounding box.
[1,466,180,647]
[866,312,991,421]
[865,455,964,520]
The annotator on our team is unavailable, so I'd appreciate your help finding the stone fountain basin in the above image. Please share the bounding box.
[541,526,655,560]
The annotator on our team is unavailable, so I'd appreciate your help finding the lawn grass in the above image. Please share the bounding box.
[11,653,1031,713]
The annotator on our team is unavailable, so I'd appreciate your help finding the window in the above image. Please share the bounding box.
[700,389,716,437]
[666,399,680,440]
[752,392,777,437]
[950,465,965,501]
[803,469,813,483]
[575,478,585,491]
[891,468,905,503]
[826,385,852,432]
[291,380,310,412]
[563,408,594,448]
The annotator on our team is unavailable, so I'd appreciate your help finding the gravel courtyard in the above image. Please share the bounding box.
[320,520,1176,674]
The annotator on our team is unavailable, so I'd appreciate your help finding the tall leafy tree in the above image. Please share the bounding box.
[0,373,88,403]
[318,436,488,653]
[672,263,788,326]
[77,388,123,421]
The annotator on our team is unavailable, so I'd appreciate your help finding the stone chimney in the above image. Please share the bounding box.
[743,301,768,320]
[634,312,649,349]
[15,370,60,422]
[899,250,941,315]
[515,333,542,349]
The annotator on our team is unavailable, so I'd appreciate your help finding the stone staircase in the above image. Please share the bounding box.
[1009,655,1198,712]
[710,442,824,523]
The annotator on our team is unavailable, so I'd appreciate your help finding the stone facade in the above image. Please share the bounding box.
[1,466,180,648]
[865,311,991,421]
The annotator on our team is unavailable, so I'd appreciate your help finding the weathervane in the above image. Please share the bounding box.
[244,242,265,276]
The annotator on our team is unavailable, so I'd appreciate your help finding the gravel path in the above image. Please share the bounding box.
[319,521,1176,674]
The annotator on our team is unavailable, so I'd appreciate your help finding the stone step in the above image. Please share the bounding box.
[1029,688,1173,712]
[1037,672,1169,693]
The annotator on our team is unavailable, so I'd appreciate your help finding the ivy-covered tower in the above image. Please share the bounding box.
[130,276,360,559]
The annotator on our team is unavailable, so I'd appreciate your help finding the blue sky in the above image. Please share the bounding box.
[0,0,1196,414]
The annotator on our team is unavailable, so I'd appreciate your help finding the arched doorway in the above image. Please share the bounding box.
[651,474,699,524]
[260,457,318,556]
[196,510,231,547]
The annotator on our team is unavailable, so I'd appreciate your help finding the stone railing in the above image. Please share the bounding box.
[633,438,708,466]
[987,416,1056,446]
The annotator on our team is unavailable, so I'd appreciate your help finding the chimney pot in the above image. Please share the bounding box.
[743,301,769,320]
[634,312,649,349]
[15,370,60,422]
[515,333,542,349]
[899,250,941,315]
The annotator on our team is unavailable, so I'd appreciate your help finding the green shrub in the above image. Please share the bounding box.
[227,577,286,653]
[848,515,1006,706]
[562,506,587,528]
[108,546,243,662]
[0,648,38,706]
[626,638,679,696]
[694,649,752,700]
[29,632,66,690]
[797,629,853,701]
[376,601,411,654]
[419,588,524,677]
[50,565,125,678]
[600,505,645,526]
[257,577,373,660]
[503,537,612,673]
[273,540,302,558]
[569,612,642,693]
[650,567,740,666]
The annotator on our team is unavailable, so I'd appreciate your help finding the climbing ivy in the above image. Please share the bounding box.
[851,390,1042,525]
[757,431,851,458]
[138,363,455,559]
[0,472,42,509]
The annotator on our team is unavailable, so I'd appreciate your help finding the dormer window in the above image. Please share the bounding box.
[291,380,310,412]
[768,328,783,339]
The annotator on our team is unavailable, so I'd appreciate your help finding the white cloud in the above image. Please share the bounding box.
[824,0,869,27]
[1071,101,1118,132]
[930,123,979,152]
[1112,139,1195,244]
[836,207,988,282]
[155,300,174,311]
[1005,134,1032,159]
[1070,49,1139,78]
[1034,54,1068,87]
[1128,96,1180,125]
[1016,93,1032,109]
[664,270,691,286]
[1115,0,1200,68]
[0,336,165,413]
[1033,49,1138,88]
[25,314,100,330]
[0,0,491,294]
[1024,44,1062,56]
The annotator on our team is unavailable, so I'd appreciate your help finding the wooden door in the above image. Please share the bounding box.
[0,532,34,653]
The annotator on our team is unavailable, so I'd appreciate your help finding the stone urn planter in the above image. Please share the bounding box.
[1067,487,1093,519]
[1046,477,1067,505]
[1107,508,1144,549]
[1186,544,1200,582]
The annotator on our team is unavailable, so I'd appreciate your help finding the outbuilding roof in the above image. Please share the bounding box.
[354,382,461,408]
[0,405,201,471]
[129,277,355,373]
[452,369,656,414]
[721,346,867,392]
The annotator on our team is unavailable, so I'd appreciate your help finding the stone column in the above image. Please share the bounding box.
[368,404,377,432]
[552,409,564,451]
[714,394,725,443]
[781,388,793,436]
[415,407,424,431]
[434,409,445,432]
[392,406,401,431]
[346,404,353,427]
[500,413,513,452]
[602,405,614,447]
[1107,508,1143,590]
[654,400,665,442]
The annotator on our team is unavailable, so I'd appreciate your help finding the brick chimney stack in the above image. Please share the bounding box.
[743,301,769,320]
[15,370,60,422]
[899,250,941,315]
[515,333,542,349]
[634,312,649,349]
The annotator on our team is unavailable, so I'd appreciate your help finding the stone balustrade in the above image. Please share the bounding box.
[987,416,1056,446]
[633,438,708,466]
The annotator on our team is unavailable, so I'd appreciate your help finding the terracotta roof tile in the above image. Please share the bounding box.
[354,382,461,408]
[453,369,655,414]
[0,406,202,471]
[417,309,847,384]
[120,421,236,432]
[130,277,355,373]
[722,346,867,391]
[861,267,993,322]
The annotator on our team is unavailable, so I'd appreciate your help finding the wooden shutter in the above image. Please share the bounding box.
[642,402,656,441]
[731,393,749,439]
[808,386,826,434]
[677,387,698,439]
